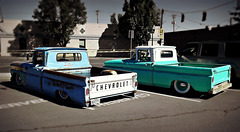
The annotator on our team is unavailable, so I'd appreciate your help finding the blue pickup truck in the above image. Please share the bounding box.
[10,47,137,107]
[104,46,232,95]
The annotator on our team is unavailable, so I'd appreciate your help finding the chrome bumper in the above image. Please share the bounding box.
[209,81,232,94]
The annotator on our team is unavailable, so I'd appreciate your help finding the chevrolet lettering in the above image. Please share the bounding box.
[92,80,131,92]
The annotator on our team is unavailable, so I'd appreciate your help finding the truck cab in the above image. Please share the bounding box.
[131,46,178,64]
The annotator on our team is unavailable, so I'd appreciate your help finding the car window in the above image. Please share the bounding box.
[138,50,151,61]
[57,53,82,62]
[179,43,198,56]
[161,50,173,58]
[201,44,219,57]
[33,51,44,65]
[225,42,240,58]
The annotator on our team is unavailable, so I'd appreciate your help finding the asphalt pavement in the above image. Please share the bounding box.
[0,56,240,132]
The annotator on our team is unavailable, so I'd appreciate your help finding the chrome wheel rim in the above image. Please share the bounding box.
[174,80,190,94]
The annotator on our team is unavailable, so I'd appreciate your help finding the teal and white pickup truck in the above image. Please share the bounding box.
[104,46,232,94]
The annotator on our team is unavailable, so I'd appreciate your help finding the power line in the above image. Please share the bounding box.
[164,0,236,14]
[165,12,207,26]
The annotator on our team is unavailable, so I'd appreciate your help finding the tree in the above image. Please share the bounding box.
[118,0,158,45]
[110,13,118,25]
[32,0,87,47]
[230,1,240,24]
[230,9,240,24]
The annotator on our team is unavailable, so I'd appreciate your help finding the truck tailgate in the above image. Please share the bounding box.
[212,65,231,86]
[88,73,137,99]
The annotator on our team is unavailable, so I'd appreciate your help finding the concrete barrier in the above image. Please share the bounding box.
[0,73,11,81]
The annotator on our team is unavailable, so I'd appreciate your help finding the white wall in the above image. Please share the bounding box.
[68,23,108,56]
[0,38,12,56]
[1,20,163,56]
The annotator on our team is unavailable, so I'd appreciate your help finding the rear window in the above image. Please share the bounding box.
[57,53,82,62]
[161,50,173,58]
[225,42,240,58]
[201,44,219,57]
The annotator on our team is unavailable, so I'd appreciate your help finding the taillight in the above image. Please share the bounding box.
[135,81,138,87]
[86,88,89,95]
[212,77,214,83]
[132,74,137,88]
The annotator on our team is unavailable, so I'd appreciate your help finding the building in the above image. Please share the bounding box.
[164,24,240,49]
[0,19,161,57]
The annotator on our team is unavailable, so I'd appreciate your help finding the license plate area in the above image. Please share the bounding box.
[210,81,232,94]
[91,98,100,106]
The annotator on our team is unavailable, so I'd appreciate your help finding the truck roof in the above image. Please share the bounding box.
[136,46,176,49]
[35,47,87,51]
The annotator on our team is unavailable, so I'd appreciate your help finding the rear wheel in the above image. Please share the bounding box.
[173,80,191,94]
[58,90,69,100]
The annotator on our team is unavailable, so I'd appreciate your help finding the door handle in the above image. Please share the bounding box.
[145,63,154,66]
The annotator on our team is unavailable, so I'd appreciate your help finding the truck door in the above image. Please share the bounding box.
[24,51,44,92]
[128,49,153,86]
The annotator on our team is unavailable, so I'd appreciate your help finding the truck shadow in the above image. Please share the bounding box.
[230,78,240,89]
[0,81,86,109]
[0,81,135,108]
[138,85,222,100]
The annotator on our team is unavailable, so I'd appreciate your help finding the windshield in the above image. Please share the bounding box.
[137,49,151,61]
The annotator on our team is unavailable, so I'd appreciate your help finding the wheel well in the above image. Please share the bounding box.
[11,73,16,83]
[55,90,71,101]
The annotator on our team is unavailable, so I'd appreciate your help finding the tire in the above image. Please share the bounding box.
[173,80,191,94]
[14,74,23,86]
[58,90,69,100]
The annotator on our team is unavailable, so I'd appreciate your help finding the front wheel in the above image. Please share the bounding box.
[173,80,191,94]
[12,74,23,86]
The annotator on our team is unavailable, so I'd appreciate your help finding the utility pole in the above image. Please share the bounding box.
[171,15,176,32]
[128,30,134,58]
[159,9,164,45]
[96,10,100,24]
[0,7,3,23]
[230,17,233,26]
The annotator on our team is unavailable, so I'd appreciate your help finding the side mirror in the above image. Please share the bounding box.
[27,54,29,62]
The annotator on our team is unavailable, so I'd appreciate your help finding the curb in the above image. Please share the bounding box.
[0,73,11,81]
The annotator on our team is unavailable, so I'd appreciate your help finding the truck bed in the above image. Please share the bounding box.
[47,67,133,78]
[43,67,137,102]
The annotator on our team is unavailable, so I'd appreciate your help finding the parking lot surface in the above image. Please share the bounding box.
[0,57,240,132]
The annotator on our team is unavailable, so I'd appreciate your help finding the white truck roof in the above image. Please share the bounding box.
[136,46,176,49]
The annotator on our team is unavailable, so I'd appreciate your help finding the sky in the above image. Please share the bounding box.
[0,0,238,32]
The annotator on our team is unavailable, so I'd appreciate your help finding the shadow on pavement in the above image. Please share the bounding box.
[137,84,224,100]
[0,81,134,108]
[230,78,240,89]
[0,81,86,109]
